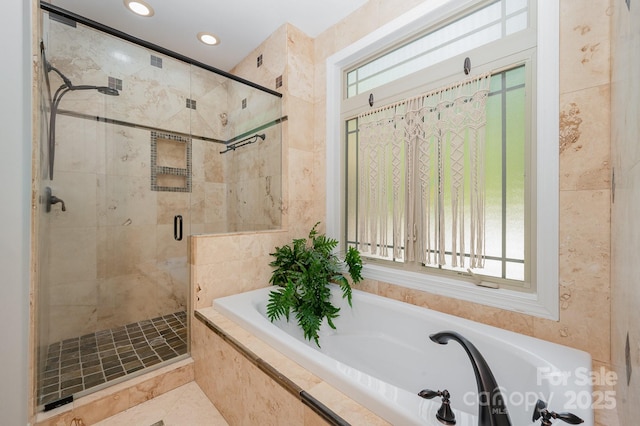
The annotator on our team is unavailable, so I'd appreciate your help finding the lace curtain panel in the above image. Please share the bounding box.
[357,73,491,269]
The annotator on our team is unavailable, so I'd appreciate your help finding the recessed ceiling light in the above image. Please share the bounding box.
[124,0,154,17]
[198,32,220,46]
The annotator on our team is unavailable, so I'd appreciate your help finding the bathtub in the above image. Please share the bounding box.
[213,285,594,426]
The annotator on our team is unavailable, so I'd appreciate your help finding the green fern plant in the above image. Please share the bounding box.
[266,222,363,346]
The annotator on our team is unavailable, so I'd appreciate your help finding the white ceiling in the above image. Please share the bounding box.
[48,0,368,71]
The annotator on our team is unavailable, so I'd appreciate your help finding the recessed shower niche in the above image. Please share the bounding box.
[151,131,192,192]
[36,3,283,411]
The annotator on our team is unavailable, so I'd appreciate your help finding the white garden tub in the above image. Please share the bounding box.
[213,285,594,425]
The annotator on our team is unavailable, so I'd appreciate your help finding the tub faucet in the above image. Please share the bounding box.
[430,331,512,426]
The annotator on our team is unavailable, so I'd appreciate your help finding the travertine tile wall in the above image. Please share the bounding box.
[190,31,310,424]
[190,24,316,310]
[610,0,640,424]
[222,69,283,233]
[192,0,620,424]
[191,319,324,425]
[193,308,391,425]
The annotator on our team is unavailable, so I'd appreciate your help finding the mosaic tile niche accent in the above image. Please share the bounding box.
[151,131,192,192]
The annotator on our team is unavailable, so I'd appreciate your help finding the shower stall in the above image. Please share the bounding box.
[35,3,282,411]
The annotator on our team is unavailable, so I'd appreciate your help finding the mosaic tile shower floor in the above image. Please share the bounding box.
[38,311,188,407]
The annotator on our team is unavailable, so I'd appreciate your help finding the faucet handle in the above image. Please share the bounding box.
[418,389,456,425]
[44,187,66,213]
[50,195,66,211]
[533,399,584,425]
[417,389,441,399]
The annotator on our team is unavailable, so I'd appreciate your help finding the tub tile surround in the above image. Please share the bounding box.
[534,189,611,361]
[191,231,290,309]
[193,308,390,425]
[187,0,621,425]
[560,85,611,191]
[35,358,194,426]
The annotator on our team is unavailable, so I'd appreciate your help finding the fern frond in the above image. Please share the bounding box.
[308,222,321,240]
[295,306,322,347]
[333,275,353,307]
[266,289,289,321]
[345,246,363,284]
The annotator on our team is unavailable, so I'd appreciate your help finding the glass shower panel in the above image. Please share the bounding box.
[99,44,191,341]
[202,70,283,233]
[37,12,190,410]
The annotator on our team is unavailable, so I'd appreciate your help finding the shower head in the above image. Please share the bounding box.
[55,84,119,96]
[45,61,120,180]
[97,87,119,96]
[46,61,119,96]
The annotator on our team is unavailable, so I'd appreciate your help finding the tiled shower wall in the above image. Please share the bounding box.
[223,68,283,233]
[193,1,618,425]
[42,15,281,344]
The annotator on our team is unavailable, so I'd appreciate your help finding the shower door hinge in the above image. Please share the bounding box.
[44,395,73,412]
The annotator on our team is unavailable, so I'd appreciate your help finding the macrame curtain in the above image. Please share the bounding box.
[357,73,491,269]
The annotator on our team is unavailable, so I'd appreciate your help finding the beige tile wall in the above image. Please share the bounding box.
[192,0,618,424]
[192,319,314,425]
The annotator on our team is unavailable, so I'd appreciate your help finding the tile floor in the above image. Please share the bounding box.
[94,381,228,426]
[39,311,188,407]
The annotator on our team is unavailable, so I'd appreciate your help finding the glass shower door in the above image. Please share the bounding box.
[37,12,191,409]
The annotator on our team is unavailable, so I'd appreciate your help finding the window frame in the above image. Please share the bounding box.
[343,55,533,289]
[325,0,559,320]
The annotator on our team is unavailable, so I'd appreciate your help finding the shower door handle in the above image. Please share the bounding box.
[174,215,183,241]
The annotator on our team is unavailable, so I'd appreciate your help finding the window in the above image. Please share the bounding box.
[346,66,527,285]
[326,0,559,319]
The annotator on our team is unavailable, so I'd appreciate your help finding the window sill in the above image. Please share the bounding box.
[362,262,558,320]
